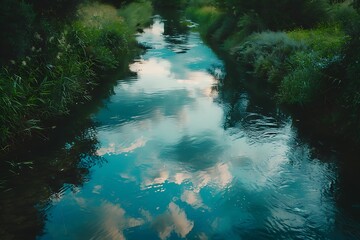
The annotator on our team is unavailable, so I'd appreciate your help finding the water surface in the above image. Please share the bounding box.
[1,14,360,240]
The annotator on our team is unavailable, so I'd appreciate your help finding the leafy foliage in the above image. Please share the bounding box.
[152,0,188,8]
[0,0,35,62]
[25,0,82,17]
[234,26,348,105]
[185,5,224,37]
[0,1,152,149]
[234,32,304,84]
[213,0,330,29]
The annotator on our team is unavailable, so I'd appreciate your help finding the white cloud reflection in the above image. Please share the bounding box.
[141,170,169,189]
[92,201,194,240]
[127,58,217,95]
[136,16,165,50]
[174,172,192,185]
[97,137,147,156]
[181,190,208,210]
[153,202,194,240]
[176,71,213,86]
[45,197,146,240]
[96,201,145,240]
[71,199,195,240]
[41,13,342,240]
[129,58,174,92]
[137,161,233,194]
[92,185,102,194]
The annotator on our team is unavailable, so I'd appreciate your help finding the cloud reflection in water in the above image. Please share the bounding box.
[153,202,194,239]
[37,15,349,240]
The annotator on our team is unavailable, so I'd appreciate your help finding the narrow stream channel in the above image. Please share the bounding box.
[1,14,360,240]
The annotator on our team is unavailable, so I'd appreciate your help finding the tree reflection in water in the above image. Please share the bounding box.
[209,53,360,238]
[0,118,105,240]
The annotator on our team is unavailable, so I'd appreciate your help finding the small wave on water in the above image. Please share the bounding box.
[34,14,360,240]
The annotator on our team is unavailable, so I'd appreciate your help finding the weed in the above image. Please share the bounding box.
[0,1,153,149]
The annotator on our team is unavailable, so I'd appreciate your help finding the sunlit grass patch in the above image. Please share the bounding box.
[233,25,349,105]
[287,25,349,58]
[76,2,124,29]
[274,26,349,104]
[71,2,132,69]
[185,6,224,36]
[118,1,153,30]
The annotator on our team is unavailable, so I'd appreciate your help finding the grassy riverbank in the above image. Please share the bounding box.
[184,0,360,145]
[0,0,153,151]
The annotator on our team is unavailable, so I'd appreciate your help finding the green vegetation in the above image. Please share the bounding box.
[278,26,349,104]
[152,0,188,8]
[0,0,153,150]
[185,5,223,36]
[1,0,359,146]
[185,0,360,143]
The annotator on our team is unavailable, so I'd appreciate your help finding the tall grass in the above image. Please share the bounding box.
[152,0,188,8]
[0,1,153,150]
[186,0,360,142]
[233,25,348,105]
[118,0,153,30]
[185,5,224,37]
[278,25,349,104]
[71,2,134,70]
[213,0,330,29]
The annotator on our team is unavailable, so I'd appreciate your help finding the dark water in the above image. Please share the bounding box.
[1,15,360,240]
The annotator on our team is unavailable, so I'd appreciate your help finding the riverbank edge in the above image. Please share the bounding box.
[0,1,154,154]
[184,3,360,149]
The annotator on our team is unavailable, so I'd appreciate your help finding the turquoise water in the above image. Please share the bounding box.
[3,15,358,240]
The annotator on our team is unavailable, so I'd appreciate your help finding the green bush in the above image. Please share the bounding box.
[339,9,360,117]
[186,0,360,143]
[152,0,188,8]
[214,0,330,29]
[25,0,82,17]
[0,0,35,62]
[287,25,349,58]
[278,51,324,104]
[185,5,224,36]
[233,25,349,105]
[0,1,153,149]
[118,0,153,30]
[73,2,133,70]
[276,26,349,105]
[234,31,304,84]
[329,2,359,28]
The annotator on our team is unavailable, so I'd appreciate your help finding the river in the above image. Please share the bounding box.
[1,14,360,240]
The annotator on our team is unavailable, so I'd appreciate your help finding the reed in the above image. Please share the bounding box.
[0,1,153,150]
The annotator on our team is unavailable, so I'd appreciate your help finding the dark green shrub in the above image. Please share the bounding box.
[210,15,237,42]
[185,5,224,37]
[152,0,188,8]
[118,0,153,30]
[353,0,360,11]
[339,10,360,115]
[0,0,35,62]
[0,1,152,148]
[277,26,348,105]
[25,0,82,17]
[234,31,304,84]
[278,51,324,104]
[237,12,265,37]
[214,0,330,29]
[329,2,359,28]
[234,25,349,106]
